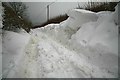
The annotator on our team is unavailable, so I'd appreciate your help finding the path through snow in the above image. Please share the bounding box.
[8,31,116,78]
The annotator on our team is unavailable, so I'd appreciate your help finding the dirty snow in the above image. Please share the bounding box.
[1,4,119,78]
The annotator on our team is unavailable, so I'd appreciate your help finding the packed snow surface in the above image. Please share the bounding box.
[1,5,118,78]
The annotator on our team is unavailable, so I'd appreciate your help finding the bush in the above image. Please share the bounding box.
[77,2,118,12]
[2,2,33,33]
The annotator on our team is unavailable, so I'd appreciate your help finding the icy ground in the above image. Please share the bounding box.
[1,4,119,78]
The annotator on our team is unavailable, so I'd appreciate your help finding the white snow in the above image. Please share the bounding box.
[0,31,2,79]
[71,11,118,54]
[1,4,118,78]
[2,31,30,78]
[66,9,98,31]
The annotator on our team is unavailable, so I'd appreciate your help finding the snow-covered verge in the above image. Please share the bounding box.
[1,4,119,78]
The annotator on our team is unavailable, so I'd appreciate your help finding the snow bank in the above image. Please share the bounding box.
[0,31,2,79]
[37,4,118,78]
[71,7,118,54]
[65,9,98,31]
[2,31,30,78]
[69,5,118,78]
[37,9,98,45]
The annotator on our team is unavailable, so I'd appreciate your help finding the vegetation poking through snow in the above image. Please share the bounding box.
[77,2,118,12]
[2,2,33,33]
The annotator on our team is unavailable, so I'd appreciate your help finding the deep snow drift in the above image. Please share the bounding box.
[1,4,118,78]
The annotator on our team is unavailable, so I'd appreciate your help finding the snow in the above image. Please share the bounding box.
[66,9,98,31]
[1,4,118,78]
[71,11,118,54]
[0,38,1,77]
[2,31,30,78]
